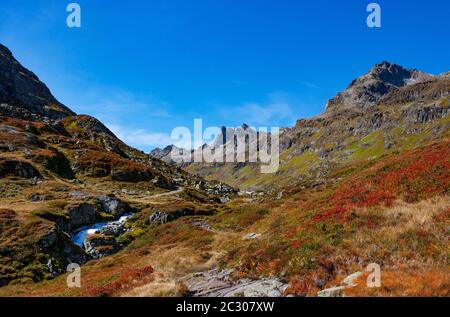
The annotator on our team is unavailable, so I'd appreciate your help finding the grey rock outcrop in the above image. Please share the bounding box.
[66,203,97,229]
[96,195,127,217]
[148,211,172,225]
[317,286,346,297]
[183,269,288,297]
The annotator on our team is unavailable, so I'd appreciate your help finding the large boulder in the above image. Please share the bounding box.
[84,234,118,259]
[96,195,127,217]
[66,203,97,229]
[148,211,172,225]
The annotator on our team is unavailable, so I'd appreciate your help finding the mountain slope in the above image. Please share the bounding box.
[0,44,236,287]
[0,44,75,120]
[183,62,449,194]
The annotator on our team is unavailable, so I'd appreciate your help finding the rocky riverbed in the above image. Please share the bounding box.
[71,213,133,258]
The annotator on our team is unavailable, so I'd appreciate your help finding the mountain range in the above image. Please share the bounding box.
[171,61,449,195]
[0,43,448,297]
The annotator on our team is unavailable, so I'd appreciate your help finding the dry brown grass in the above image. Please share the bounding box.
[351,195,450,251]
[122,272,183,297]
[345,268,450,297]
[383,195,450,231]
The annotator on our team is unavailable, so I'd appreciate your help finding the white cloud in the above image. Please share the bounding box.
[106,124,174,150]
[61,84,177,151]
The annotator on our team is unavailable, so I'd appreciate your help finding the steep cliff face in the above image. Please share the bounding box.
[0,44,75,120]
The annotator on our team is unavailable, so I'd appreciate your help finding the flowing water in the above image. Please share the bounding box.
[71,214,132,248]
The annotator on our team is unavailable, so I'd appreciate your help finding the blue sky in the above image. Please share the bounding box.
[1,0,449,151]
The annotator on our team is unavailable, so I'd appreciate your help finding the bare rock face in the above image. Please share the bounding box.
[66,203,97,229]
[38,225,60,249]
[326,61,434,111]
[96,195,128,217]
[0,43,75,120]
[183,269,288,297]
[0,124,42,151]
[224,279,288,297]
[148,211,172,225]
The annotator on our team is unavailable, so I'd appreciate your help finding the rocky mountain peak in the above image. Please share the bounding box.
[326,61,434,111]
[367,61,415,86]
[150,144,188,164]
[0,42,75,121]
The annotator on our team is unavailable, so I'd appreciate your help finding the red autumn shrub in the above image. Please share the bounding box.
[87,265,154,297]
[313,142,450,222]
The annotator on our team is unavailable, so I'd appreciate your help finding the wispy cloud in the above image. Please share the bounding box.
[58,82,176,151]
[218,92,295,127]
[106,123,174,151]
[70,85,171,121]
[299,80,320,89]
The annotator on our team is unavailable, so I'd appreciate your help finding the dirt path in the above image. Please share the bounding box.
[152,186,184,198]
[120,186,185,205]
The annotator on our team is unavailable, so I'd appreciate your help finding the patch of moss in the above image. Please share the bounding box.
[347,131,386,161]
[439,97,450,108]
[281,151,318,172]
